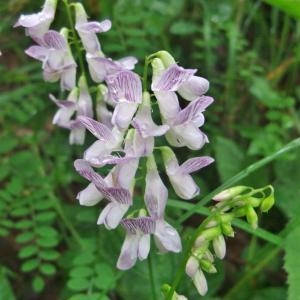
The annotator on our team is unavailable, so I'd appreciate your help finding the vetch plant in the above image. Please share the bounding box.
[14,1,283,299]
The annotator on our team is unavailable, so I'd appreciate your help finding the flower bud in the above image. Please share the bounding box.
[246,205,258,229]
[161,284,188,300]
[156,50,176,67]
[200,258,217,273]
[260,193,275,212]
[247,196,261,208]
[221,222,235,237]
[213,186,251,202]
[195,226,221,248]
[233,206,247,217]
[212,234,226,259]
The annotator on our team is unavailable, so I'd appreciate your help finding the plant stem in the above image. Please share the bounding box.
[148,252,158,300]
[62,0,87,79]
[178,137,300,223]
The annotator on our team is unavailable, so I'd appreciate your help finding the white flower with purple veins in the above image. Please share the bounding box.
[106,70,142,129]
[50,76,93,144]
[74,3,111,55]
[14,0,57,42]
[25,29,77,91]
[87,54,138,83]
[117,217,155,270]
[145,155,182,253]
[161,147,214,200]
[151,56,212,150]
[74,159,132,229]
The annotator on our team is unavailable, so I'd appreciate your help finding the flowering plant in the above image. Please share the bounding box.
[13,1,280,299]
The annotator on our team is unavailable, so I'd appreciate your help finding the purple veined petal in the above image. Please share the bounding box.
[145,158,168,218]
[117,233,139,270]
[134,132,154,157]
[44,48,65,70]
[106,70,142,103]
[77,77,93,118]
[121,217,155,235]
[76,115,114,141]
[97,202,130,229]
[117,56,138,70]
[42,67,60,83]
[166,124,208,150]
[69,126,85,145]
[151,64,197,92]
[172,96,214,126]
[96,104,113,128]
[178,76,210,101]
[138,234,151,260]
[43,30,67,49]
[179,156,214,175]
[14,0,57,39]
[112,102,139,130]
[25,45,48,61]
[60,63,77,91]
[154,91,180,120]
[154,219,182,253]
[76,20,112,33]
[76,182,103,206]
[105,187,132,205]
[74,159,107,191]
[49,94,76,109]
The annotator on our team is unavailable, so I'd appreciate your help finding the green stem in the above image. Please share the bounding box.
[62,0,87,79]
[148,252,158,300]
[178,137,300,223]
[143,56,150,92]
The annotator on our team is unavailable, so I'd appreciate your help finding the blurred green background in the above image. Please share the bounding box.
[0,0,300,299]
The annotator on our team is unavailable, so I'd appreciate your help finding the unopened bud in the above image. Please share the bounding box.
[186,256,199,278]
[195,226,221,248]
[233,206,247,217]
[260,193,275,212]
[246,205,258,229]
[213,186,251,202]
[221,222,235,237]
[193,269,208,296]
[212,234,226,259]
[156,50,176,67]
[200,259,217,273]
[247,196,261,208]
[161,284,188,300]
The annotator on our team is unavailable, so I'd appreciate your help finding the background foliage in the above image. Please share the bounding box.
[0,0,300,299]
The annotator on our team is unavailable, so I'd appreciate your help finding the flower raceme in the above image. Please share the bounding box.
[15,0,215,275]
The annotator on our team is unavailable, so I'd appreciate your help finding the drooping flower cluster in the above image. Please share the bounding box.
[15,0,214,273]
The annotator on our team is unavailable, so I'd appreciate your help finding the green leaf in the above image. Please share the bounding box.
[0,134,18,154]
[285,226,300,300]
[35,226,58,237]
[32,275,45,293]
[15,231,35,243]
[213,136,244,181]
[35,211,57,223]
[170,21,198,35]
[39,249,60,261]
[36,237,59,248]
[70,266,93,278]
[14,220,33,229]
[252,287,287,300]
[73,253,95,266]
[67,278,90,292]
[0,267,16,300]
[40,263,56,276]
[18,245,38,259]
[94,263,116,291]
[10,207,30,217]
[21,258,40,272]
[263,0,300,19]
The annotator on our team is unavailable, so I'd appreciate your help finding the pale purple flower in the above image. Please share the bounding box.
[161,147,214,200]
[74,3,111,55]
[25,29,76,91]
[14,0,57,42]
[87,54,138,83]
[117,217,155,270]
[145,155,182,253]
[74,159,132,229]
[106,70,142,129]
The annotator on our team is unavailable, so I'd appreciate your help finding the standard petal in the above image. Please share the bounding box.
[154,91,180,120]
[76,116,113,141]
[43,30,67,50]
[117,56,138,70]
[25,45,48,61]
[154,220,182,253]
[76,182,103,206]
[106,70,142,103]
[77,20,112,33]
[178,76,210,101]
[179,156,214,174]
[151,64,196,91]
